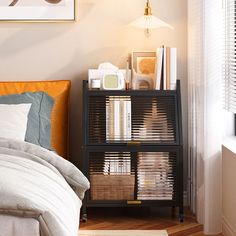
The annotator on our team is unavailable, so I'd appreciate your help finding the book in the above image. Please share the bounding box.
[114,99,121,140]
[126,103,131,140]
[103,153,131,175]
[106,97,114,141]
[155,47,163,90]
[106,98,111,141]
[162,45,167,90]
[166,47,171,90]
[170,48,177,90]
[122,98,132,140]
[155,46,177,91]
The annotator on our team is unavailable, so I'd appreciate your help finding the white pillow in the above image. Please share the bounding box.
[0,104,32,141]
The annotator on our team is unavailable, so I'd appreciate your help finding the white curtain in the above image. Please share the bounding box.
[188,0,223,234]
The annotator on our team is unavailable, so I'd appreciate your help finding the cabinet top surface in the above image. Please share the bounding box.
[83,80,179,96]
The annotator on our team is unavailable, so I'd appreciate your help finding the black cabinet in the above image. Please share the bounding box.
[82,80,184,222]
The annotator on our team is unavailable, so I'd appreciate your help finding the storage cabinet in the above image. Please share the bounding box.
[82,80,184,222]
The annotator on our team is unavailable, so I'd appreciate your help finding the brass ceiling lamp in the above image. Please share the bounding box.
[129,0,174,37]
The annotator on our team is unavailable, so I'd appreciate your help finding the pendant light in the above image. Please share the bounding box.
[129,0,174,37]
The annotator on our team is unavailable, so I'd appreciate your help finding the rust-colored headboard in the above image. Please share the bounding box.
[0,80,71,159]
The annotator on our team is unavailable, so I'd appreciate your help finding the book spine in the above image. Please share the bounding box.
[126,99,132,140]
[166,47,171,90]
[106,97,110,141]
[163,45,167,90]
[123,99,127,141]
[170,48,177,90]
[155,47,163,90]
[106,97,115,141]
[120,99,125,141]
[114,99,120,140]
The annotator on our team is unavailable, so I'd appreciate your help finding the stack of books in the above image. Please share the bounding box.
[106,96,131,142]
[155,46,177,90]
[103,152,131,175]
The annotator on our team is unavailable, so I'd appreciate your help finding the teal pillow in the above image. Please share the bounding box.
[0,92,54,150]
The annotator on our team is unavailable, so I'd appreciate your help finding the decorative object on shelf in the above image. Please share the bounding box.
[98,62,119,71]
[88,62,131,90]
[102,72,125,90]
[131,51,156,89]
[90,175,134,200]
[0,0,75,21]
[132,70,153,90]
[129,0,173,37]
[126,58,131,90]
[90,78,101,90]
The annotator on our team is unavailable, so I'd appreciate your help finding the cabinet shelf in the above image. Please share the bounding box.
[82,80,184,222]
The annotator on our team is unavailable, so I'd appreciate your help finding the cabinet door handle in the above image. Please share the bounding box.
[127,200,142,205]
[127,141,141,146]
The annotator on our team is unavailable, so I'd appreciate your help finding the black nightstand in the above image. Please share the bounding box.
[81,80,184,222]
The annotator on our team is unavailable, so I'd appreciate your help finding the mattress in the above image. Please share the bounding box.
[0,200,82,236]
[0,215,40,236]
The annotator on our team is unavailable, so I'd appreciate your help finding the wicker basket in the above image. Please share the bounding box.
[90,175,135,200]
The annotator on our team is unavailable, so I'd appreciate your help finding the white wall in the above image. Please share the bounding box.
[222,145,236,236]
[0,0,188,183]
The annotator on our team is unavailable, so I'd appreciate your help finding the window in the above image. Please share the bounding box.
[223,0,236,134]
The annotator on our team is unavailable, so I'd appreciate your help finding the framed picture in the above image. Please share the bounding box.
[131,51,157,89]
[132,51,156,75]
[0,0,75,22]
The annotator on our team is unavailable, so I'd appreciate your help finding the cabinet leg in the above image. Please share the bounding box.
[179,206,184,223]
[81,213,87,223]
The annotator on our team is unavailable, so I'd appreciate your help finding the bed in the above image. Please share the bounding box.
[0,81,89,236]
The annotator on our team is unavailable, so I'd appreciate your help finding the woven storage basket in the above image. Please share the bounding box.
[90,175,135,200]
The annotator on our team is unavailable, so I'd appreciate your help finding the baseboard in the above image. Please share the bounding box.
[222,216,236,236]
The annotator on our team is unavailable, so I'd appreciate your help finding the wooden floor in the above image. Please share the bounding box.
[80,208,223,236]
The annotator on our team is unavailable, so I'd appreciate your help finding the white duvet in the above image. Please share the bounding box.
[0,138,90,236]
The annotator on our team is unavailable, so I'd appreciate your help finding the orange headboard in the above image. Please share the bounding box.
[0,80,71,159]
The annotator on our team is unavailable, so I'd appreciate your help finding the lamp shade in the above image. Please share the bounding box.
[128,0,174,37]
[129,15,174,30]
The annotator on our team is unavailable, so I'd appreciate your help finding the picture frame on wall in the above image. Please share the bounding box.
[131,51,157,90]
[0,0,75,22]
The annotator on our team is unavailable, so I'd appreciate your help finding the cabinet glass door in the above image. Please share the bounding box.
[88,151,178,202]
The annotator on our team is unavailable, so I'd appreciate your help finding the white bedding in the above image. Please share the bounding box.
[0,138,90,236]
[0,215,40,236]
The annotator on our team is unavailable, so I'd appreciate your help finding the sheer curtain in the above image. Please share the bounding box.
[188,0,223,234]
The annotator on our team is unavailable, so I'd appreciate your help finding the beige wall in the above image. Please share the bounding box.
[222,145,236,236]
[0,0,188,179]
